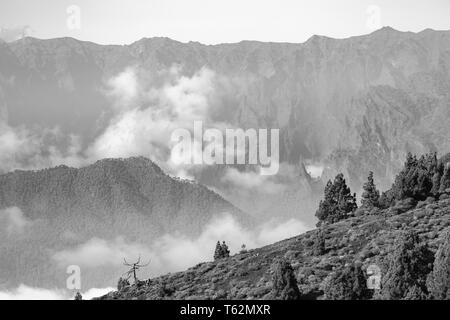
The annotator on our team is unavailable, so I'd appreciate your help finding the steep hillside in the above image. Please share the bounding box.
[0,156,247,236]
[98,196,450,300]
[0,157,249,289]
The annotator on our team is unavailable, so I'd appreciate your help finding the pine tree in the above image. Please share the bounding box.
[315,173,357,225]
[379,189,395,209]
[428,228,450,299]
[117,277,130,291]
[270,259,300,300]
[415,157,433,199]
[313,229,326,256]
[439,164,450,194]
[214,241,230,260]
[391,153,437,201]
[405,152,416,170]
[361,171,380,208]
[324,263,372,300]
[221,241,230,258]
[315,180,333,223]
[431,164,443,196]
[214,241,222,260]
[380,231,434,299]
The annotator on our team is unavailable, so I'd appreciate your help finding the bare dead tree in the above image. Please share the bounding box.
[123,255,150,283]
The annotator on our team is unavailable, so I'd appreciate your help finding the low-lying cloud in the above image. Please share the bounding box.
[0,122,85,173]
[0,65,296,197]
[305,164,324,179]
[0,285,113,300]
[53,237,152,268]
[0,26,30,42]
[149,214,308,273]
[53,214,309,278]
[87,65,225,177]
[0,285,65,300]
[222,167,286,194]
[0,207,30,235]
[0,65,221,174]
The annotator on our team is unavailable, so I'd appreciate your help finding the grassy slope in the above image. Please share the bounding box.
[98,197,450,300]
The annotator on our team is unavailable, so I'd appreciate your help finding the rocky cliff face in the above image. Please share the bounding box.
[98,196,450,300]
[0,157,248,289]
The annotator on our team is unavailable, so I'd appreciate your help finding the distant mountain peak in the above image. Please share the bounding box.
[378,26,397,32]
[369,26,409,37]
[131,36,183,47]
[0,154,251,248]
[92,155,157,166]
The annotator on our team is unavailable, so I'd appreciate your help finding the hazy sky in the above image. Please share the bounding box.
[1,0,449,44]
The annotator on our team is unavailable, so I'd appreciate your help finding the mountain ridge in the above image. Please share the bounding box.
[0,156,250,289]
[0,155,249,230]
[1,26,450,223]
[9,26,449,47]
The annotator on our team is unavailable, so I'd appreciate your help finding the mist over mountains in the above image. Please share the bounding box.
[0,156,309,293]
[0,156,251,289]
[1,27,450,226]
[1,27,450,295]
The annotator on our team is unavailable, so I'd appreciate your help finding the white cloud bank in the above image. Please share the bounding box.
[0,65,220,174]
[0,213,308,300]
[53,237,152,268]
[0,285,66,300]
[222,167,286,194]
[0,122,85,173]
[0,26,30,42]
[0,285,113,300]
[87,65,225,177]
[53,214,309,277]
[305,164,324,179]
[0,65,296,197]
[149,215,308,273]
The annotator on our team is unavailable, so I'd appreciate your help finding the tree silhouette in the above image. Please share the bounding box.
[213,241,230,260]
[123,255,150,283]
[221,241,230,258]
[316,173,357,225]
[391,153,437,201]
[324,263,371,300]
[361,171,380,208]
[380,231,433,299]
[214,241,222,260]
[427,228,450,299]
[313,229,326,256]
[117,277,130,291]
[431,162,444,195]
[439,164,450,194]
[270,259,300,300]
